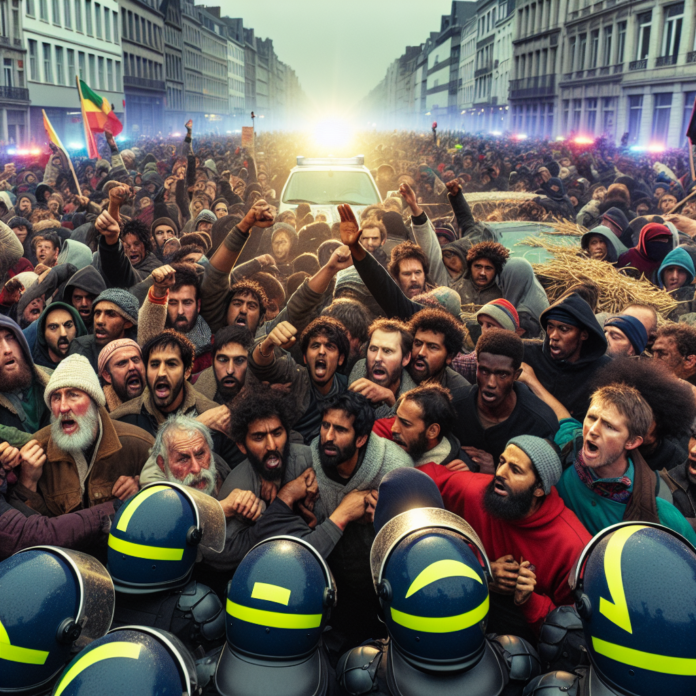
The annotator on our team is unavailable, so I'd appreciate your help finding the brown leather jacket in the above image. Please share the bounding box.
[9,408,154,516]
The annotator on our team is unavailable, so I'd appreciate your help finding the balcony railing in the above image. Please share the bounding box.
[686,51,696,63]
[474,63,493,77]
[123,75,165,91]
[655,55,677,67]
[599,66,610,75]
[614,63,624,73]
[629,59,647,70]
[509,74,555,100]
[0,86,29,101]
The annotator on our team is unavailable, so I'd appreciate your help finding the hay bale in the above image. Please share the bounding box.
[520,236,678,318]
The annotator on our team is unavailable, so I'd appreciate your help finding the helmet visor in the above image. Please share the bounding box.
[370,508,491,589]
[171,483,226,554]
[50,548,115,647]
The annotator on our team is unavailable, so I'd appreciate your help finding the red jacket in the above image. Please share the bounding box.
[418,463,591,633]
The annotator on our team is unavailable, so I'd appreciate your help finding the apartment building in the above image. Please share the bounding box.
[0,0,29,144]
[24,0,123,143]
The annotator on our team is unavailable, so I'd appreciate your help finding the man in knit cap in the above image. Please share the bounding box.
[420,435,590,642]
[193,209,216,235]
[8,354,153,517]
[150,217,179,259]
[97,339,145,412]
[68,288,139,372]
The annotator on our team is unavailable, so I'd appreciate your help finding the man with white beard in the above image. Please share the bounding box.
[9,354,153,517]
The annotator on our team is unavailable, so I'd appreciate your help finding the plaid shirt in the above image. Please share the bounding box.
[451,351,477,384]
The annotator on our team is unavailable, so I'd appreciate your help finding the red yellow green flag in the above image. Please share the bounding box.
[77,78,122,156]
[42,109,66,152]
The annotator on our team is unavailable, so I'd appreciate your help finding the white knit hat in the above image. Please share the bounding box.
[44,354,106,409]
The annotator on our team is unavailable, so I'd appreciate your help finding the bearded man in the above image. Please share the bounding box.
[8,355,153,516]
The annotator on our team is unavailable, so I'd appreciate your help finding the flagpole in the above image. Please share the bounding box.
[42,108,82,197]
[689,138,695,184]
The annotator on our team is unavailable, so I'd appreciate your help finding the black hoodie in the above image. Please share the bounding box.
[523,293,611,419]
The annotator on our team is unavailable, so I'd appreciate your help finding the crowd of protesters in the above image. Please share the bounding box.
[1,122,696,694]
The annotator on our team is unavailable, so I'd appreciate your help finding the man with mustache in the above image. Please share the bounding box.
[0,316,52,443]
[387,241,430,299]
[68,288,140,372]
[349,318,416,418]
[203,387,370,575]
[31,303,88,371]
[110,330,234,462]
[138,263,213,377]
[249,317,349,443]
[419,436,590,642]
[456,329,559,473]
[97,339,146,412]
[8,355,150,517]
[193,325,253,405]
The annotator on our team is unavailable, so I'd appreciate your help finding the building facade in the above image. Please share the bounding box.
[160,0,184,133]
[24,0,124,144]
[119,0,165,136]
[0,0,29,144]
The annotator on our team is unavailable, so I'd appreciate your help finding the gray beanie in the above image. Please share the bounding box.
[194,209,217,228]
[45,354,106,408]
[93,288,139,326]
[507,435,562,495]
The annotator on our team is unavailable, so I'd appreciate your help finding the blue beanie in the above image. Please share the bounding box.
[373,468,444,533]
[604,315,648,355]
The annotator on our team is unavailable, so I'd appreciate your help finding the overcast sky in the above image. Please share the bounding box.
[214,0,453,114]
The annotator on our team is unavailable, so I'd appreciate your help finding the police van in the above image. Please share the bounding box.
[278,155,382,224]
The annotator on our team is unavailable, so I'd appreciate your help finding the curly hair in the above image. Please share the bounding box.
[388,241,430,280]
[122,219,153,255]
[656,324,696,358]
[228,279,268,319]
[475,327,524,369]
[465,241,509,275]
[591,356,696,440]
[408,308,465,357]
[212,325,253,358]
[300,317,350,362]
[228,384,292,443]
[322,391,375,439]
[142,329,195,373]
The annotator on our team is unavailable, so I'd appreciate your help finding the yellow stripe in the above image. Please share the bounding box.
[54,642,141,696]
[251,582,291,606]
[226,599,322,629]
[117,485,171,532]
[405,560,483,598]
[390,595,489,633]
[0,618,49,665]
[108,534,184,561]
[592,637,696,676]
[600,525,646,634]
[80,98,103,113]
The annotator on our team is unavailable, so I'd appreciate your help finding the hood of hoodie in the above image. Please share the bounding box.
[60,264,107,305]
[540,293,608,368]
[441,240,469,280]
[657,247,696,289]
[581,225,628,263]
[637,223,674,260]
[0,314,34,367]
[56,239,93,270]
[35,301,88,350]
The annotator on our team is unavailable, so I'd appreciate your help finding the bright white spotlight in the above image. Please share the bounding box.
[313,117,352,150]
[69,142,83,149]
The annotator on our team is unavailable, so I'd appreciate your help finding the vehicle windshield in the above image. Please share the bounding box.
[282,170,380,206]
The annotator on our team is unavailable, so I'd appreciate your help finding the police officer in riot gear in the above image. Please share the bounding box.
[524,521,696,696]
[51,626,200,696]
[337,507,541,696]
[0,546,114,695]
[215,535,337,696]
[107,482,227,654]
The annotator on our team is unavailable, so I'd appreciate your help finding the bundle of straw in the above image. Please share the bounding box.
[521,236,678,318]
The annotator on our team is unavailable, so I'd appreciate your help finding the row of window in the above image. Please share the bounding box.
[0,0,21,41]
[228,61,244,78]
[28,39,121,91]
[228,76,244,95]
[567,23,626,73]
[510,102,555,136]
[516,0,559,39]
[183,93,226,112]
[1,57,23,88]
[123,51,162,83]
[184,70,227,97]
[121,8,162,52]
[182,49,226,78]
[165,51,183,82]
[201,35,226,60]
[164,23,182,49]
[516,47,559,79]
[27,0,119,43]
[475,73,492,100]
[166,84,183,110]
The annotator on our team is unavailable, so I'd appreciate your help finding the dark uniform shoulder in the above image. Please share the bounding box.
[337,641,388,696]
